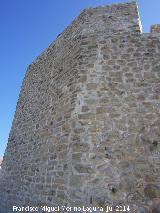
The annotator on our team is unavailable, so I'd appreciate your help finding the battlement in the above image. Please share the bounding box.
[56,1,141,42]
[79,1,141,34]
[36,1,142,64]
[151,24,160,33]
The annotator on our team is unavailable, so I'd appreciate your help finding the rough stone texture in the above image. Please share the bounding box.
[151,24,160,33]
[0,1,160,213]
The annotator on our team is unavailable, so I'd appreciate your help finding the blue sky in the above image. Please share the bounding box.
[0,0,160,157]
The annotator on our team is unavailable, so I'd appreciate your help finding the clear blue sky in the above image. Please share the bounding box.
[0,0,160,157]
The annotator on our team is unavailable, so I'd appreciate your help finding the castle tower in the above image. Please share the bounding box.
[0,2,160,212]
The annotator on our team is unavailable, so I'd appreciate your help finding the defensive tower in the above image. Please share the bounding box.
[0,1,160,212]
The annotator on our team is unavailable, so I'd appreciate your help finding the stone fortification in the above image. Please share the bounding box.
[0,1,160,213]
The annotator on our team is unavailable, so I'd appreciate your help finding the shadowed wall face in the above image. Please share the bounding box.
[0,2,160,213]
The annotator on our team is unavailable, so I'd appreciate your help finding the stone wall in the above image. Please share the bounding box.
[0,1,160,213]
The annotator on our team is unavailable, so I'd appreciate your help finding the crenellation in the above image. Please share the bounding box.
[150,24,160,33]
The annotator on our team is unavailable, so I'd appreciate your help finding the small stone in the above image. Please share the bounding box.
[74,164,93,173]
[127,192,144,203]
[72,143,90,152]
[81,106,89,112]
[70,175,83,187]
[79,75,87,83]
[137,206,149,213]
[144,184,160,199]
[150,203,160,213]
[78,113,94,120]
[86,83,98,90]
[96,107,107,114]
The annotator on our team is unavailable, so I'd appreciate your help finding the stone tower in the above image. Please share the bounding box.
[0,1,160,212]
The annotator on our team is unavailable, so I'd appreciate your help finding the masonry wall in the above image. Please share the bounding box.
[72,32,160,212]
[0,2,160,213]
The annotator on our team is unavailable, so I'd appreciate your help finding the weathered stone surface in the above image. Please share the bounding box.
[74,164,93,174]
[150,203,160,213]
[144,184,160,199]
[0,1,160,212]
[151,24,160,33]
[137,206,149,213]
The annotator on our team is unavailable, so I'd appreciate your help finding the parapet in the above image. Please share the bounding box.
[79,1,142,35]
[54,1,141,46]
